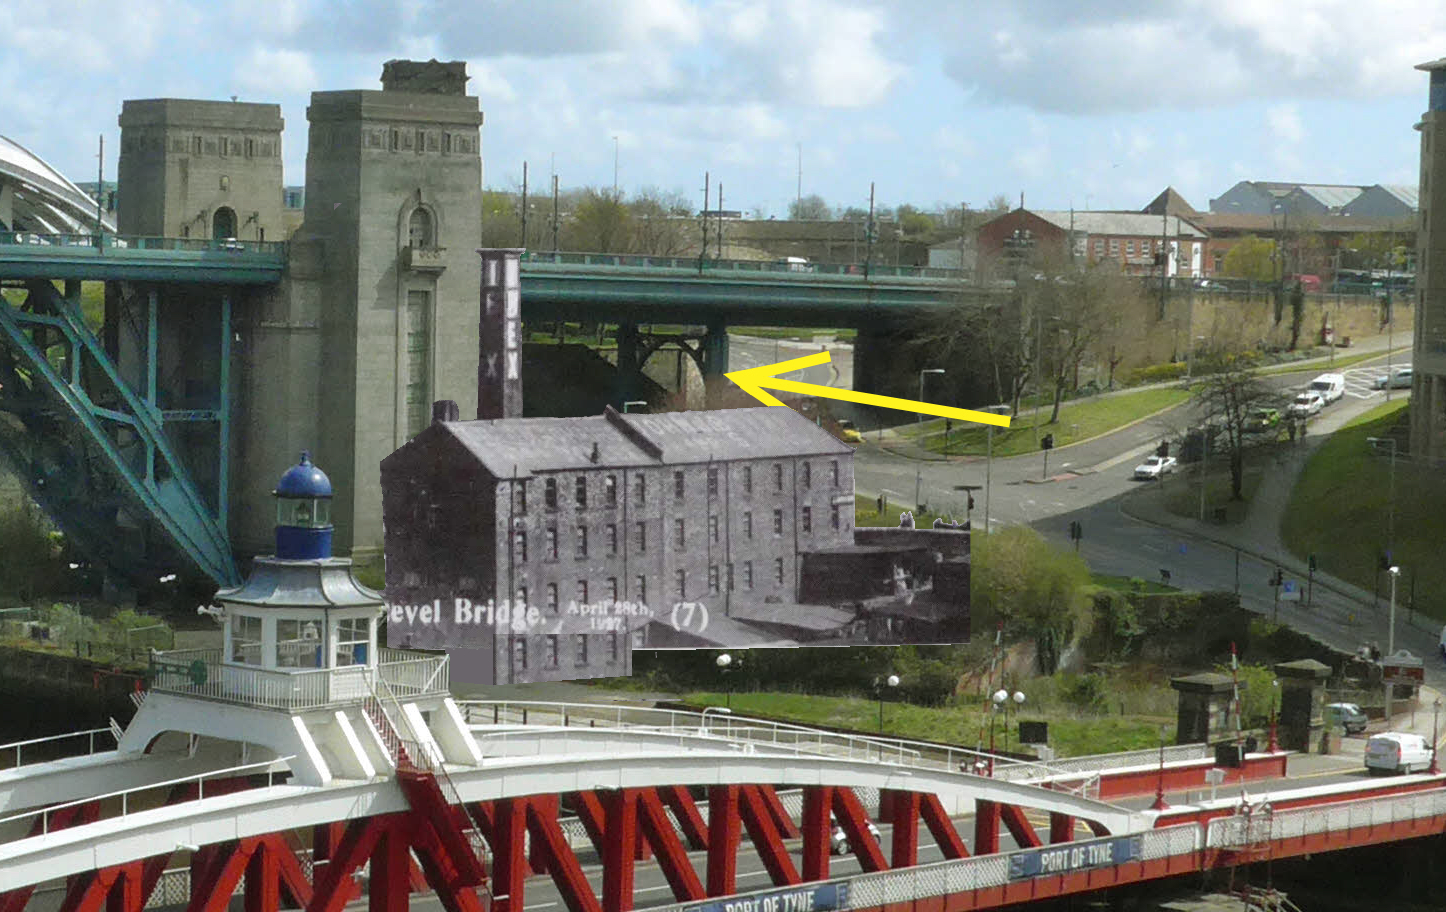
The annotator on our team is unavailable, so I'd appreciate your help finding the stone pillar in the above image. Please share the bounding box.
[1274,658,1331,752]
[1170,672,1238,744]
[701,318,729,378]
[614,321,642,406]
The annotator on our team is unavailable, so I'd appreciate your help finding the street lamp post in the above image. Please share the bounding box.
[877,674,900,732]
[1150,724,1170,811]
[716,653,734,708]
[1267,679,1280,753]
[917,369,945,424]
[1432,699,1442,775]
[1388,565,1401,656]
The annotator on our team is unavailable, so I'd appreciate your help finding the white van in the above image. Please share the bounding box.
[1308,373,1345,405]
[1365,732,1433,774]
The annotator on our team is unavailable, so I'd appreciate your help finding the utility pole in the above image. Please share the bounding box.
[551,175,560,252]
[864,182,876,279]
[699,172,710,274]
[796,143,802,215]
[95,135,104,248]
[717,183,725,259]
[520,161,528,247]
[612,135,619,198]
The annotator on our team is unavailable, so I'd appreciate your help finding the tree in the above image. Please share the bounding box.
[971,526,1092,675]
[628,187,691,255]
[986,194,1013,214]
[789,194,832,220]
[1032,257,1129,423]
[1190,353,1282,500]
[566,188,632,253]
[1221,234,1276,282]
[897,204,935,236]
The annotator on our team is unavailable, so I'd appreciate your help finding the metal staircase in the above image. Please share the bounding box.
[365,678,490,889]
[0,282,238,586]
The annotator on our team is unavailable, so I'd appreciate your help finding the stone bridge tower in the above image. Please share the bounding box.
[235,61,484,558]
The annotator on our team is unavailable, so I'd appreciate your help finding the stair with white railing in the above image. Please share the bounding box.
[366,678,490,888]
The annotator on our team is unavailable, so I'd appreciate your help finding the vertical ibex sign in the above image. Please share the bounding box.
[478,248,524,419]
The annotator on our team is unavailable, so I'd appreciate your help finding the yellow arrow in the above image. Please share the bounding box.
[725,351,1012,428]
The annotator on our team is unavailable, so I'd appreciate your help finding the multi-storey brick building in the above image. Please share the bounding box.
[381,403,855,683]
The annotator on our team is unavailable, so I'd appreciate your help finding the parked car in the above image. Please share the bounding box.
[1133,455,1177,480]
[830,818,882,855]
[1307,373,1346,405]
[1324,702,1369,735]
[1288,391,1324,419]
[1365,732,1433,774]
[1372,367,1413,390]
[1244,408,1281,434]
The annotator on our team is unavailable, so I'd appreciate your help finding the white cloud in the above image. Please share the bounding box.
[234,49,318,97]
[1266,103,1305,145]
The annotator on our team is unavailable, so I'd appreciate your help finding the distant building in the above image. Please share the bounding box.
[1412,57,1446,462]
[977,208,1207,277]
[1208,180,1419,218]
[381,404,858,683]
[926,236,976,272]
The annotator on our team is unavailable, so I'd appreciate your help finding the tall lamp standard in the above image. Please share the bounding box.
[1431,698,1441,775]
[917,369,945,424]
[716,652,736,708]
[1387,565,1401,656]
[876,674,900,732]
[1150,724,1170,811]
[1267,679,1280,753]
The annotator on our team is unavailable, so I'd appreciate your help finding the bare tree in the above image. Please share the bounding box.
[1190,354,1282,500]
[1032,259,1127,423]
[629,186,691,255]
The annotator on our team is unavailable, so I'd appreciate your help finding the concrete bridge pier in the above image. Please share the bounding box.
[701,318,729,378]
[613,321,645,407]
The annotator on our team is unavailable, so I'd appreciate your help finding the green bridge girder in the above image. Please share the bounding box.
[0,233,286,284]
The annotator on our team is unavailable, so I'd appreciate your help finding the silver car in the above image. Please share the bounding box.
[1372,367,1412,390]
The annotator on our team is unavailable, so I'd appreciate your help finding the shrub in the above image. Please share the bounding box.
[1126,362,1188,386]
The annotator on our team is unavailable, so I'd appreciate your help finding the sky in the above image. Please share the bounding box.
[4,0,1445,219]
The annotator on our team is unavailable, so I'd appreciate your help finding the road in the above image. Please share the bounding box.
[852,351,1444,688]
[853,354,1407,529]
[728,334,852,390]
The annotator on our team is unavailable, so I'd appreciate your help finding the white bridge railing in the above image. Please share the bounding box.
[458,700,1098,791]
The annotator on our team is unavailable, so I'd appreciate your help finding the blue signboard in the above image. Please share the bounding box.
[682,884,849,912]
[1008,835,1143,880]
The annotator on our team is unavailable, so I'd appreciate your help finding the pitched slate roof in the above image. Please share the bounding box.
[1293,184,1365,210]
[440,406,853,479]
[1379,184,1420,208]
[1141,187,1199,216]
[1031,211,1206,239]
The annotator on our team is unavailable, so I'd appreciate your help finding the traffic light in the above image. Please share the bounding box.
[967,493,975,511]
[1378,553,1390,572]
[1041,433,1054,450]
[1308,553,1317,573]
[1068,520,1083,541]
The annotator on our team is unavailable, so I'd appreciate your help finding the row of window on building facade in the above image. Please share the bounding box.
[514,504,840,564]
[510,629,624,671]
[1090,237,1185,260]
[515,460,843,515]
[510,548,795,614]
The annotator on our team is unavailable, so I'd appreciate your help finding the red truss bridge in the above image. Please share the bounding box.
[1,697,1442,912]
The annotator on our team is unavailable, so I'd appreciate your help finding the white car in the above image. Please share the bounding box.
[1307,373,1345,405]
[1133,455,1176,480]
[830,820,882,855]
[1288,391,1324,418]
[1365,732,1433,774]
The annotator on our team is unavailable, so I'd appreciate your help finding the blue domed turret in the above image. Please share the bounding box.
[273,452,334,559]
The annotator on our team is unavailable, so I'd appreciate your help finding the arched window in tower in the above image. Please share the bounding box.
[408,208,434,249]
[213,206,237,240]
